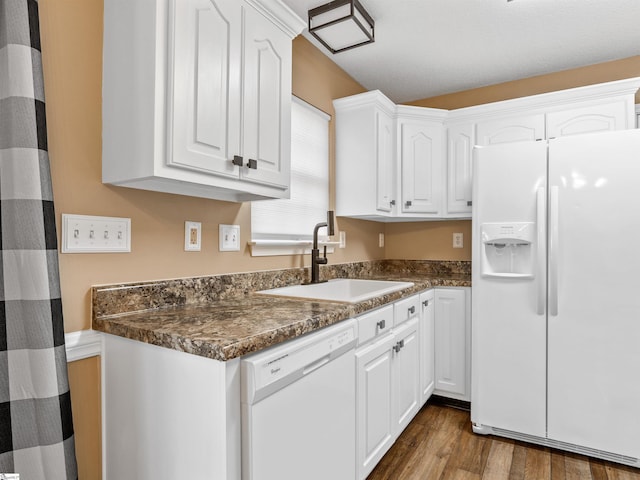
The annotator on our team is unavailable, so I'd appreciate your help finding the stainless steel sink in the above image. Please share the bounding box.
[257,278,414,304]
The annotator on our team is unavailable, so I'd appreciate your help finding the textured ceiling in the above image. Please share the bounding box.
[282,0,640,103]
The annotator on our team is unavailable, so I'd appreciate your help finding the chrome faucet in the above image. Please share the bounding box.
[310,211,335,284]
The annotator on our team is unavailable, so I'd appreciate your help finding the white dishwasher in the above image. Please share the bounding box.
[241,318,357,480]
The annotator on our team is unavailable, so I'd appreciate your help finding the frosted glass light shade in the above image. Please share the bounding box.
[308,0,374,54]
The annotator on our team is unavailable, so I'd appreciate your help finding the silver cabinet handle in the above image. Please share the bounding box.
[390,200,396,206]
[408,306,415,315]
[231,155,243,167]
[247,158,258,169]
[393,339,405,353]
[405,200,412,207]
[422,300,429,307]
[376,319,386,330]
[467,200,472,206]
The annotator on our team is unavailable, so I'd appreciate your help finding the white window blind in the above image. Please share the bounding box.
[251,97,330,243]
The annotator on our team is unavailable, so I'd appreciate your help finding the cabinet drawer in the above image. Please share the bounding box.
[393,295,420,326]
[357,304,394,346]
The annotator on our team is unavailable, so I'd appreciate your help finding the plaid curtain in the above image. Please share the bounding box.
[0,1,78,478]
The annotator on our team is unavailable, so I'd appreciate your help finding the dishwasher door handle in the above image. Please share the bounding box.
[303,354,331,375]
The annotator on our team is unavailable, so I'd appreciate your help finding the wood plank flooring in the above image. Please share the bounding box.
[367,404,640,480]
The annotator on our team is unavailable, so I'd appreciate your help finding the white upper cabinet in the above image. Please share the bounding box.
[475,113,545,146]
[334,91,398,219]
[334,92,448,221]
[446,122,474,216]
[376,109,396,213]
[397,107,445,217]
[335,79,640,222]
[102,0,304,202]
[169,0,241,179]
[545,99,629,138]
[239,5,291,189]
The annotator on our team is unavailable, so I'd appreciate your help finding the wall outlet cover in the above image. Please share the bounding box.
[219,224,240,252]
[185,221,201,251]
[453,232,464,249]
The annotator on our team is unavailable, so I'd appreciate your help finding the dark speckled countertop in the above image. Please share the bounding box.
[92,260,471,361]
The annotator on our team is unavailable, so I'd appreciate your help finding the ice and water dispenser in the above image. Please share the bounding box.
[480,223,535,278]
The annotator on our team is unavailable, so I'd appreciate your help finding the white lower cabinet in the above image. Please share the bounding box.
[356,295,421,480]
[419,290,435,403]
[434,287,471,401]
[356,332,395,480]
[391,318,420,435]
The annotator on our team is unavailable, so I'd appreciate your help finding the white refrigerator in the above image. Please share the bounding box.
[471,128,640,466]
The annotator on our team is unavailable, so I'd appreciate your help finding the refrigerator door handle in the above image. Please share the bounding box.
[536,187,546,315]
[549,186,559,316]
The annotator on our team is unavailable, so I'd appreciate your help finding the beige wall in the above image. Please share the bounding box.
[36,0,640,475]
[407,56,640,109]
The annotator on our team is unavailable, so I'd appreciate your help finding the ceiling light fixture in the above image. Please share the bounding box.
[308,0,375,54]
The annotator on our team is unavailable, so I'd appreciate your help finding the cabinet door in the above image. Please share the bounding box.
[419,290,435,405]
[240,5,291,190]
[399,119,443,215]
[434,288,469,399]
[476,113,544,146]
[546,100,630,138]
[446,123,473,215]
[168,0,241,177]
[376,110,395,213]
[392,318,420,437]
[356,334,395,480]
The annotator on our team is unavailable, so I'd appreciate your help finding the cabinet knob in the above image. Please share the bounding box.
[422,300,429,307]
[467,200,472,207]
[376,319,386,330]
[390,200,396,206]
[408,306,415,315]
[231,155,243,167]
[247,159,258,169]
[405,200,412,207]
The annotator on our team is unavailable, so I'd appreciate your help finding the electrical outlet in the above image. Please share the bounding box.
[61,214,131,253]
[185,221,201,251]
[219,224,240,252]
[379,233,385,248]
[453,232,464,248]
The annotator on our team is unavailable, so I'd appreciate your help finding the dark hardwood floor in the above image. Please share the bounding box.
[367,403,640,480]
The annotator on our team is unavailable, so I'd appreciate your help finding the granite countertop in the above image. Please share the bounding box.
[92,261,471,362]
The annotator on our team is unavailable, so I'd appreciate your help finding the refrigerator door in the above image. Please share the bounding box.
[547,129,640,458]
[471,141,547,437]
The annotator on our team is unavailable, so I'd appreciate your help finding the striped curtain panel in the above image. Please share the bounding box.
[0,1,78,478]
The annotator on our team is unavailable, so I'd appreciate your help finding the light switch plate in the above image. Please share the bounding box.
[61,214,131,253]
[219,224,240,252]
[185,221,201,251]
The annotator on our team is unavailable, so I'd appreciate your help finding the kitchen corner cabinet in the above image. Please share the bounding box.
[434,287,471,401]
[334,91,397,219]
[102,0,304,202]
[334,92,448,221]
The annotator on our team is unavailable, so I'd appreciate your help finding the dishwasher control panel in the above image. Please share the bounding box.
[241,319,357,404]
